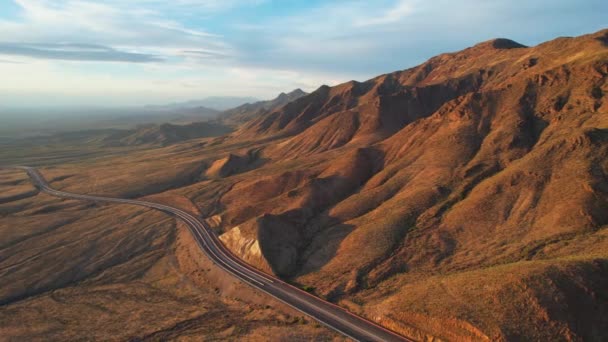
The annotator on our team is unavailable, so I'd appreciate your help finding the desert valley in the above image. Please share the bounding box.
[0,7,607,342]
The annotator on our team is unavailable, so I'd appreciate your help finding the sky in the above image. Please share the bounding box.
[0,0,606,107]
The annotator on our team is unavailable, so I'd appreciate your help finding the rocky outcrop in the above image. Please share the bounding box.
[219,225,272,274]
[220,214,302,277]
[205,152,257,178]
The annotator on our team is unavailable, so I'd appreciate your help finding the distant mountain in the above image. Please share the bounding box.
[0,106,220,138]
[148,96,259,111]
[107,121,232,146]
[220,89,308,125]
[22,121,232,148]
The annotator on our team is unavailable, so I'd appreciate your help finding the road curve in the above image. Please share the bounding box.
[16,166,412,342]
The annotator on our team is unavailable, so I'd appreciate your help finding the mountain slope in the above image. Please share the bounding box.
[205,29,608,340]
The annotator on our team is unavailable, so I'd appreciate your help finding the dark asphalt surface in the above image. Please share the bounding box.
[16,166,412,342]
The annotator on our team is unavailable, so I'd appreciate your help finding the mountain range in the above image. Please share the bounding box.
[1,29,607,341]
[207,29,608,340]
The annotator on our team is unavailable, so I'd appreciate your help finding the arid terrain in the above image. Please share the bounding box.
[1,29,607,341]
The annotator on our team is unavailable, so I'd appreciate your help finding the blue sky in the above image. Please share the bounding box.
[0,0,606,107]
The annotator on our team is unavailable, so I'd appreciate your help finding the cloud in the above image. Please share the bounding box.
[355,0,414,27]
[0,42,162,62]
[0,0,606,106]
[111,0,269,12]
[0,58,23,64]
[180,49,231,60]
[226,0,608,79]
[0,0,230,62]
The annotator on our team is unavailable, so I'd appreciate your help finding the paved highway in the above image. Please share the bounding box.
[16,166,411,342]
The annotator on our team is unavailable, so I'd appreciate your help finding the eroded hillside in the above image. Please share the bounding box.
[204,29,608,340]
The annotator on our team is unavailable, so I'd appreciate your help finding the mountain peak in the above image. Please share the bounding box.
[475,38,527,50]
[277,88,307,101]
[220,88,308,125]
[288,88,306,96]
[593,28,608,45]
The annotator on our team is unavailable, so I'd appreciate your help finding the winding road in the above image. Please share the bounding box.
[15,166,411,342]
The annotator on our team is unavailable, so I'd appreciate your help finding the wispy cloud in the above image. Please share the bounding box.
[0,42,162,62]
[0,0,606,106]
[113,0,269,12]
[180,50,231,60]
[0,0,230,62]
[226,0,608,78]
[0,58,23,64]
[355,0,414,27]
